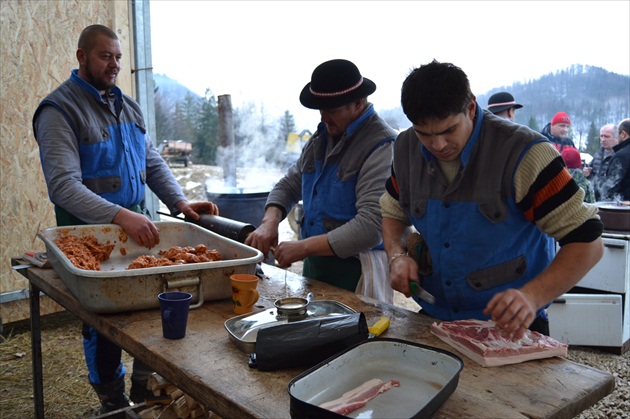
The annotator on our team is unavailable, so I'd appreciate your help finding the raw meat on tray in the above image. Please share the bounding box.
[430,319,568,367]
[319,378,400,415]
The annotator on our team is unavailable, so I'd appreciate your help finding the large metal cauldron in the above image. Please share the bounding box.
[206,186,270,228]
[596,201,630,231]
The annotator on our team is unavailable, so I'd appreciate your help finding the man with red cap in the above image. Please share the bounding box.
[246,59,398,295]
[541,112,577,151]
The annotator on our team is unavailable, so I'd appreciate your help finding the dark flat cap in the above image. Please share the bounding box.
[487,92,523,114]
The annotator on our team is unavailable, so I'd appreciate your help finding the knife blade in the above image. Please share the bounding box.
[409,281,436,304]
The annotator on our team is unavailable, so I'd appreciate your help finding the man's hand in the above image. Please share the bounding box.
[483,288,537,340]
[272,240,304,268]
[484,239,604,341]
[112,208,160,248]
[244,207,283,257]
[176,200,219,221]
[389,255,419,297]
[273,234,335,268]
[245,220,279,258]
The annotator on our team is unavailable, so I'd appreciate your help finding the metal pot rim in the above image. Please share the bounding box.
[595,201,630,211]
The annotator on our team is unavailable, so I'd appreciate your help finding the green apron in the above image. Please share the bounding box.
[54,204,145,226]
[302,255,361,292]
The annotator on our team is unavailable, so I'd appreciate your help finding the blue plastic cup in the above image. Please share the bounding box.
[158,291,193,339]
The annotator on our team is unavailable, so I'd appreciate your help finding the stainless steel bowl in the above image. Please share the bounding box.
[274,293,314,318]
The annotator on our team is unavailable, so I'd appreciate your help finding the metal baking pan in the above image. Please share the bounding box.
[225,301,356,353]
[38,221,263,313]
[288,338,463,418]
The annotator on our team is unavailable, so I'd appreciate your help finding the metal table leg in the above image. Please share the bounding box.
[29,282,44,418]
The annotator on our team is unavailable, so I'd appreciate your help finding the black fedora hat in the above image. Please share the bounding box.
[299,59,376,110]
[487,92,523,114]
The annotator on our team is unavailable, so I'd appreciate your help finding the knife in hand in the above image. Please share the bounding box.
[409,281,436,304]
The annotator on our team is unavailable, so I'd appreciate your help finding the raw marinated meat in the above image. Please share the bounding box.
[54,234,114,271]
[430,319,568,367]
[127,245,221,269]
[126,255,181,269]
[158,244,221,263]
[319,378,400,415]
[54,233,221,271]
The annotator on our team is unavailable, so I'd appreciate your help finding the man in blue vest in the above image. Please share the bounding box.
[33,25,219,413]
[381,61,603,340]
[246,59,397,293]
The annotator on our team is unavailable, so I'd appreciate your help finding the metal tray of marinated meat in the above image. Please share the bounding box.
[288,338,463,419]
[38,222,263,313]
[225,301,356,353]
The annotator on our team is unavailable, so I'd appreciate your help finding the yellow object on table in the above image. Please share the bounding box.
[368,316,390,337]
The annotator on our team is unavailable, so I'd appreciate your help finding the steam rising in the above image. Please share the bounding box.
[207,102,287,194]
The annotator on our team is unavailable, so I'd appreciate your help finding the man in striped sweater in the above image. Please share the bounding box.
[381,61,603,340]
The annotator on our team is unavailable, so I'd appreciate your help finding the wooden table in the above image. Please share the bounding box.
[16,262,614,419]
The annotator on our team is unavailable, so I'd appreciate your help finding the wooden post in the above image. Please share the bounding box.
[218,94,237,187]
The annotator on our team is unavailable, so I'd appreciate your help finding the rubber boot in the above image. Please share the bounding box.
[130,358,153,404]
[90,377,130,414]
[130,376,151,404]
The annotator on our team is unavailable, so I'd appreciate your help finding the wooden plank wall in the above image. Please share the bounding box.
[0,0,134,325]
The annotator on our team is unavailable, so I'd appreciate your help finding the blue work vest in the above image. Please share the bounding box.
[300,107,394,243]
[394,110,555,320]
[33,70,147,209]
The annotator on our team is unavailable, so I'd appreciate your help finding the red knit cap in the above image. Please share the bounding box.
[561,147,582,169]
[552,112,571,125]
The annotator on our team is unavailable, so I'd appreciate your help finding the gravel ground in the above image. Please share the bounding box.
[565,346,629,418]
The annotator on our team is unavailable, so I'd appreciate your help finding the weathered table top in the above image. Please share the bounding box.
[21,263,614,418]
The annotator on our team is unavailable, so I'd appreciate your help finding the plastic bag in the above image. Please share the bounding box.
[249,313,368,371]
[356,250,393,303]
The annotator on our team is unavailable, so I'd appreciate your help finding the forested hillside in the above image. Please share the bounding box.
[153,65,629,165]
[478,65,629,151]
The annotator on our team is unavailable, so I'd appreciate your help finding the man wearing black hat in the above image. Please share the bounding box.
[487,91,522,121]
[246,59,397,293]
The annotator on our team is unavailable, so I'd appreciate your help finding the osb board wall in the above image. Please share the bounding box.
[0,0,135,325]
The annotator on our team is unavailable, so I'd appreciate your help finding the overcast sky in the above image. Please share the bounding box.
[150,1,630,130]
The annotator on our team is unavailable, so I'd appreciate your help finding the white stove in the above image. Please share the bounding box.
[548,231,630,354]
